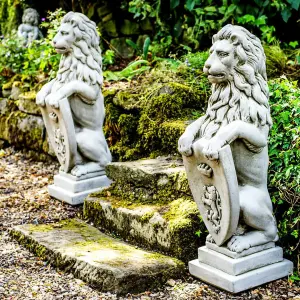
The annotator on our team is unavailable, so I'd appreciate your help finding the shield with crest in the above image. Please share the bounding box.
[183,140,240,246]
[41,98,77,173]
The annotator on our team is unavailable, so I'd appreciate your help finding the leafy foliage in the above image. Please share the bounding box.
[268,77,300,274]
[124,0,300,51]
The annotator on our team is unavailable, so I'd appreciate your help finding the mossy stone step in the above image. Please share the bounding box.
[83,195,204,262]
[10,219,184,294]
[104,157,191,204]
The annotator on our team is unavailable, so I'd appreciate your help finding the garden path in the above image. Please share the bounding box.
[0,148,299,299]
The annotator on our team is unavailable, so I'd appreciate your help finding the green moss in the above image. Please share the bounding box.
[28,224,54,233]
[19,91,37,101]
[163,198,199,230]
[102,58,209,161]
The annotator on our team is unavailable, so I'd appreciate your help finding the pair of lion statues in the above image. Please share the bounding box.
[36,11,277,253]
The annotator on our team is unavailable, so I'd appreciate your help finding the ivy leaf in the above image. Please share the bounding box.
[287,0,300,10]
[170,0,180,10]
[281,8,292,22]
[186,0,195,11]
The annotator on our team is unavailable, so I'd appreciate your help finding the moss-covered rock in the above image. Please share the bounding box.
[17,91,41,115]
[3,111,45,151]
[83,195,204,262]
[10,219,184,294]
[103,157,191,204]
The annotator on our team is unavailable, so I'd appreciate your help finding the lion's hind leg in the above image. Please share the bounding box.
[76,128,112,167]
[227,185,278,253]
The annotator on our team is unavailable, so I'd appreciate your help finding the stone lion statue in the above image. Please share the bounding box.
[36,11,112,177]
[178,24,278,253]
[18,8,43,45]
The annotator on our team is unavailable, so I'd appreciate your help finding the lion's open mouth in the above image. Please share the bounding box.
[55,46,68,53]
[208,72,226,81]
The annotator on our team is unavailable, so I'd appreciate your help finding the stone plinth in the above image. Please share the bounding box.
[49,171,111,205]
[189,244,293,293]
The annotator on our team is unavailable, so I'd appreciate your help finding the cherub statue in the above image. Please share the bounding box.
[178,24,278,253]
[18,8,43,46]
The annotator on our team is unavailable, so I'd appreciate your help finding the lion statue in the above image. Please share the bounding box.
[18,8,43,46]
[178,24,278,253]
[36,11,112,177]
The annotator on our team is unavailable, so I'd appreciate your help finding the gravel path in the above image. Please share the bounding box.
[0,147,299,299]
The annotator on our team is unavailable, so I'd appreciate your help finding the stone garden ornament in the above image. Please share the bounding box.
[36,12,111,205]
[18,8,43,46]
[178,24,293,292]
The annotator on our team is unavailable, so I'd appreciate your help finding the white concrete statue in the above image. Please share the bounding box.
[179,24,292,292]
[18,8,43,46]
[36,12,111,205]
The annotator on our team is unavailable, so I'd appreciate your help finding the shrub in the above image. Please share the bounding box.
[268,77,300,275]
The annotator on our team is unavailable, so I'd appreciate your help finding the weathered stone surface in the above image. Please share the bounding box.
[2,111,44,151]
[105,157,191,204]
[110,38,135,58]
[102,19,118,37]
[49,173,111,205]
[189,258,293,293]
[198,246,283,275]
[18,91,41,115]
[84,195,202,262]
[206,241,275,259]
[11,219,184,294]
[10,82,23,100]
[120,19,139,35]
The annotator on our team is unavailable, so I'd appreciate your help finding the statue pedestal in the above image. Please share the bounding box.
[48,171,111,205]
[189,242,293,293]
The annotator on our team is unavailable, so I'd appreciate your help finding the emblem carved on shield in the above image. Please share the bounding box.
[183,140,240,246]
[40,98,77,173]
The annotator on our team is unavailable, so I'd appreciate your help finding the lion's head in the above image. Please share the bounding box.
[200,24,271,139]
[22,8,39,26]
[53,12,102,86]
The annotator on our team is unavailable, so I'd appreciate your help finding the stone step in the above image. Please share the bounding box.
[104,157,191,204]
[10,219,185,294]
[83,194,204,262]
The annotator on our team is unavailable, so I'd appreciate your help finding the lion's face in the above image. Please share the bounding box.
[52,23,76,54]
[203,39,238,84]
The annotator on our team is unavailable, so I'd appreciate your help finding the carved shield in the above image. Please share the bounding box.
[41,98,77,173]
[183,141,240,246]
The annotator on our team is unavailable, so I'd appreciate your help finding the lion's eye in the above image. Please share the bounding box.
[217,51,229,58]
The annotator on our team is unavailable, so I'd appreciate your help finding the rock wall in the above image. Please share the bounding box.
[0,86,55,159]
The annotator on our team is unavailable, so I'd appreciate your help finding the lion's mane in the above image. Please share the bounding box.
[22,8,39,26]
[200,24,272,139]
[56,12,103,87]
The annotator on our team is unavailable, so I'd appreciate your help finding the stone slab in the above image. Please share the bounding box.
[10,219,184,294]
[189,258,293,293]
[83,196,200,262]
[59,170,105,181]
[206,241,275,258]
[54,174,111,193]
[48,185,108,205]
[198,246,283,275]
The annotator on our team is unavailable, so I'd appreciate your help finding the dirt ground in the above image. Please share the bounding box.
[0,147,299,300]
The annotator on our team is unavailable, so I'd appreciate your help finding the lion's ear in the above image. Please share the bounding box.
[212,34,217,44]
[230,33,241,45]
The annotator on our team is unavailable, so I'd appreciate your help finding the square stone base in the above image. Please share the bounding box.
[189,245,293,293]
[49,172,111,205]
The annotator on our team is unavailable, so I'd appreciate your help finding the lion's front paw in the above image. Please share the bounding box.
[178,133,194,156]
[202,137,224,160]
